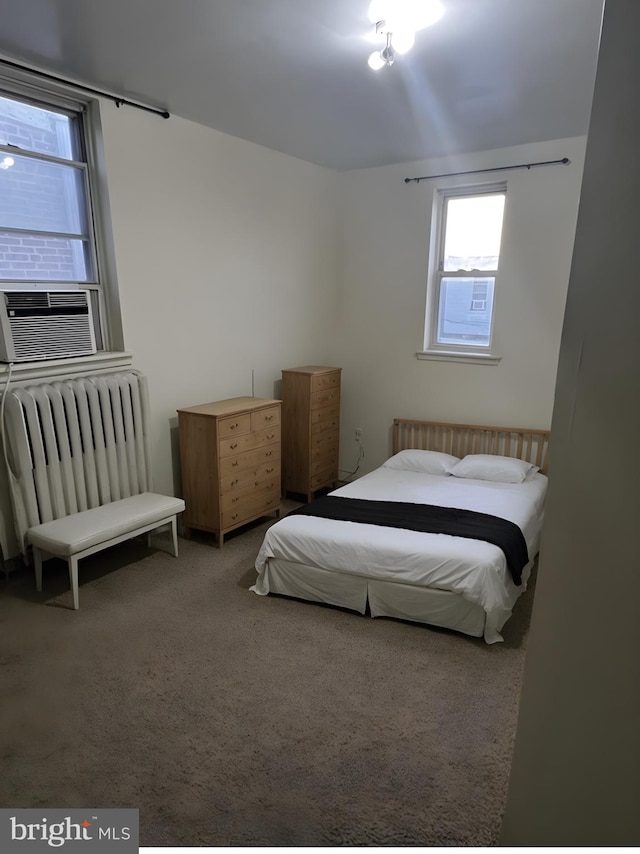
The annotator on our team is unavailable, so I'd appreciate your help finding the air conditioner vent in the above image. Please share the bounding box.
[4,292,50,311]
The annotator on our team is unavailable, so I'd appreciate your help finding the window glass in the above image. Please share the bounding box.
[0,93,94,284]
[443,194,505,272]
[0,95,78,160]
[0,152,89,236]
[437,277,495,346]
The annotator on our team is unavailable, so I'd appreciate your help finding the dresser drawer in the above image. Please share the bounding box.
[221,460,280,494]
[311,443,338,465]
[219,444,280,477]
[311,415,339,436]
[310,454,338,476]
[311,372,340,392]
[221,476,281,512]
[219,424,281,458]
[311,429,339,454]
[222,488,280,527]
[310,467,337,490]
[251,406,280,432]
[311,388,340,410]
[218,413,251,439]
[311,403,340,425]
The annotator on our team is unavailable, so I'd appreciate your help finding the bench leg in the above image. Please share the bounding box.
[170,516,179,557]
[34,547,43,592]
[68,555,80,610]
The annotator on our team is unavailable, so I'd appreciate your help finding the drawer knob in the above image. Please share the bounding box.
[232,496,239,504]
[230,422,238,430]
[266,467,274,474]
[232,513,239,521]
[267,433,274,440]
[231,478,239,486]
[232,460,238,467]
[230,442,238,450]
[265,415,273,421]
[266,451,273,457]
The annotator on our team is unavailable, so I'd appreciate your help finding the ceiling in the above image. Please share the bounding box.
[0,0,605,171]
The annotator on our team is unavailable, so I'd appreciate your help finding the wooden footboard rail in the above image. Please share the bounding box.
[393,419,550,474]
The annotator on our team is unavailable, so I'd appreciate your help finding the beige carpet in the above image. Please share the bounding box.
[0,511,534,847]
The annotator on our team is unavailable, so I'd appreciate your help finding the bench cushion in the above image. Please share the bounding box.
[27,493,185,557]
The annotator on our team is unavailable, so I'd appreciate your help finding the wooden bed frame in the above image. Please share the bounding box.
[393,419,550,473]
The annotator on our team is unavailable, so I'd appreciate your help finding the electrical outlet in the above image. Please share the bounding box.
[355,427,363,441]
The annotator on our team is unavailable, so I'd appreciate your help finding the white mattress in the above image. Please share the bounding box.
[253,467,548,643]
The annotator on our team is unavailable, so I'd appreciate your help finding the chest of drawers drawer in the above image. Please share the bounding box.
[221,460,280,494]
[311,388,340,410]
[311,372,340,392]
[311,403,340,425]
[219,424,281,458]
[218,413,251,439]
[251,405,280,431]
[219,444,280,478]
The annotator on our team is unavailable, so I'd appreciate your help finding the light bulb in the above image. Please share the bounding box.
[368,50,385,71]
[364,27,386,45]
[367,0,387,24]
[392,30,415,54]
[0,156,15,169]
[369,0,444,33]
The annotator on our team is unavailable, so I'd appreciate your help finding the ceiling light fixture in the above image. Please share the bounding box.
[366,0,444,70]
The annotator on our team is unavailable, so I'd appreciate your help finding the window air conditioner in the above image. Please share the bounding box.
[0,290,97,362]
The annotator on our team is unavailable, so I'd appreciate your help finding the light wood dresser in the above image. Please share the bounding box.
[177,396,281,547]
[281,365,342,502]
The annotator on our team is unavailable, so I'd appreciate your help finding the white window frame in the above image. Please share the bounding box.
[418,182,506,365]
[0,67,124,357]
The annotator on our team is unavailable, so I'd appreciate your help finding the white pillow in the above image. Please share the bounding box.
[383,449,460,476]
[448,454,538,484]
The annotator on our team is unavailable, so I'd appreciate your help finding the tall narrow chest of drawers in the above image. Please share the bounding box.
[281,366,342,502]
[177,396,281,547]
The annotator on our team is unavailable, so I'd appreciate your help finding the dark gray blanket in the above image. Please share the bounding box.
[288,496,529,585]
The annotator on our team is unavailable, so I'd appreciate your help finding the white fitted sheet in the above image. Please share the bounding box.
[252,467,547,643]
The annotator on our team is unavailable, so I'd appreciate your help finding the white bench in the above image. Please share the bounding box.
[28,492,185,610]
[3,371,185,609]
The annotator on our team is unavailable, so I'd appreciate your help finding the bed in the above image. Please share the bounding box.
[251,419,550,643]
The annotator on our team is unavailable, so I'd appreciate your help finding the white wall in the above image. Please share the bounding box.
[334,137,586,476]
[0,111,587,560]
[100,106,339,497]
[501,0,640,844]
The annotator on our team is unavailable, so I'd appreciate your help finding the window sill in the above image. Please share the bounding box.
[0,351,134,382]
[416,349,502,366]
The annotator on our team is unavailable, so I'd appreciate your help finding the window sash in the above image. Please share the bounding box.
[434,274,496,348]
[425,183,505,355]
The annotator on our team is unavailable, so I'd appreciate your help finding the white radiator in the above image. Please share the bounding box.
[3,370,153,556]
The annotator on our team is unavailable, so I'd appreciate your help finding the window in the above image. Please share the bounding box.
[422,184,506,362]
[0,71,121,353]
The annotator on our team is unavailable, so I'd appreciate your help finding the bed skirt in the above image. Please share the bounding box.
[251,558,487,638]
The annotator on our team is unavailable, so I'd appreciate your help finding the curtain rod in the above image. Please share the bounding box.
[404,157,570,184]
[0,57,170,119]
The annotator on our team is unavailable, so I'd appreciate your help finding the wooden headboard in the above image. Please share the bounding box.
[393,419,550,474]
